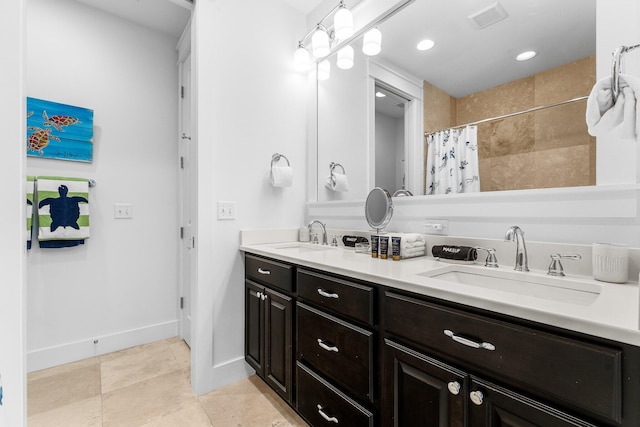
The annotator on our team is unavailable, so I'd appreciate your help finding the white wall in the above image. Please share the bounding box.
[26,0,180,371]
[192,0,308,395]
[0,0,26,424]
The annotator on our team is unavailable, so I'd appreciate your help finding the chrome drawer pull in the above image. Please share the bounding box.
[317,339,339,353]
[444,329,496,351]
[317,405,338,423]
[447,381,461,395]
[257,268,271,275]
[255,291,263,299]
[317,289,339,299]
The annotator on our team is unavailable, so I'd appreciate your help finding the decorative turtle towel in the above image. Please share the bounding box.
[26,176,35,250]
[36,176,90,248]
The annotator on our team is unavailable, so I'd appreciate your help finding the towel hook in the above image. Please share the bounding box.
[611,43,640,104]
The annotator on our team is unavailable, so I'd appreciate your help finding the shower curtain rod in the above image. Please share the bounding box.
[424,95,589,136]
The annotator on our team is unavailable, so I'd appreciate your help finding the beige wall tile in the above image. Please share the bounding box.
[424,81,455,133]
[489,114,535,158]
[489,152,537,191]
[534,145,592,189]
[534,101,591,151]
[535,56,595,105]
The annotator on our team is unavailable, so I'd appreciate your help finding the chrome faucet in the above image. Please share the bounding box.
[504,226,529,271]
[308,220,328,245]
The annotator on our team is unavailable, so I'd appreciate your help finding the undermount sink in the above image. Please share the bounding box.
[419,265,602,305]
[272,243,337,253]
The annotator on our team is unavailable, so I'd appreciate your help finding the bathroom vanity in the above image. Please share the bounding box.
[241,240,640,427]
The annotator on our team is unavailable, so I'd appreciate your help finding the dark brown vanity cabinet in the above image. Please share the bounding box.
[244,255,294,403]
[383,291,626,427]
[295,269,376,426]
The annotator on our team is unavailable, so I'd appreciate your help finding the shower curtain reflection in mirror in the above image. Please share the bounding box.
[426,125,480,195]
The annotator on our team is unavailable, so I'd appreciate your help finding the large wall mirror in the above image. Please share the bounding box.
[316,0,596,202]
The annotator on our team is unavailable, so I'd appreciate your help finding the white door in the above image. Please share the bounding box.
[178,51,193,347]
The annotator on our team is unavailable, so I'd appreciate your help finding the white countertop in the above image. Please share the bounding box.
[240,240,640,347]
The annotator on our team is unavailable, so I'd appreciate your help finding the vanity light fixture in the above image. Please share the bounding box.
[362,28,382,56]
[318,60,331,80]
[334,2,354,40]
[294,41,311,71]
[516,50,537,61]
[417,39,435,51]
[337,45,354,69]
[312,25,331,58]
[293,0,355,71]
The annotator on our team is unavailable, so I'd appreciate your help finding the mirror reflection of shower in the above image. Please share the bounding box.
[374,83,409,195]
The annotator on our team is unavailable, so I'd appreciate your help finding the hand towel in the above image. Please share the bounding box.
[400,247,425,258]
[432,245,477,262]
[325,172,349,192]
[26,176,35,250]
[270,165,293,187]
[586,73,640,141]
[400,233,425,243]
[37,176,90,248]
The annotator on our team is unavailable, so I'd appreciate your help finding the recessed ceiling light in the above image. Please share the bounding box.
[516,50,537,61]
[375,91,386,98]
[417,39,435,51]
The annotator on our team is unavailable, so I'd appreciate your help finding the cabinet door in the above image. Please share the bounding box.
[245,280,265,375]
[264,287,293,403]
[468,376,597,427]
[383,340,466,427]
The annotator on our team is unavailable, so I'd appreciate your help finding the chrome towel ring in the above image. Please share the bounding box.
[611,43,640,104]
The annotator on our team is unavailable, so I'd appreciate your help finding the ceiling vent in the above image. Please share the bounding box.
[468,2,509,29]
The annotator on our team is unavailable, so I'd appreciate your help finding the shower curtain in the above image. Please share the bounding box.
[426,125,480,195]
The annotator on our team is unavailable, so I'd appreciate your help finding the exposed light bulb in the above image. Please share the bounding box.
[375,92,386,98]
[337,45,354,70]
[318,60,331,80]
[294,45,311,71]
[362,28,382,56]
[516,50,537,61]
[312,27,330,58]
[334,5,354,40]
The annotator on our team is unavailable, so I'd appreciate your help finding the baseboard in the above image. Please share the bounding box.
[208,356,254,392]
[27,320,179,373]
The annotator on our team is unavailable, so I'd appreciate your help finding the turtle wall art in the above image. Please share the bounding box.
[26,97,94,162]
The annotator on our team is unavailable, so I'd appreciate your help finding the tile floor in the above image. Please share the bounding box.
[27,337,309,426]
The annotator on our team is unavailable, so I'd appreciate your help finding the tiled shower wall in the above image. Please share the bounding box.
[424,56,596,192]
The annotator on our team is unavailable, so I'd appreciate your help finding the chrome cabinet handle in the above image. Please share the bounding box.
[255,291,263,299]
[470,390,484,406]
[317,289,339,299]
[447,381,461,395]
[444,330,495,351]
[261,293,267,301]
[257,268,271,275]
[317,405,338,423]
[317,339,339,353]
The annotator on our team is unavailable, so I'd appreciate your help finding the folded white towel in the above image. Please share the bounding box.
[586,73,640,141]
[325,172,349,192]
[402,240,426,249]
[401,247,425,258]
[401,233,425,243]
[270,166,293,187]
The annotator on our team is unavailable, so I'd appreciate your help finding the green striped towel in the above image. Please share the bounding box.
[26,176,35,250]
[36,176,90,248]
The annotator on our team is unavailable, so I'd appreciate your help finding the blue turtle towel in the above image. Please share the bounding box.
[36,176,90,248]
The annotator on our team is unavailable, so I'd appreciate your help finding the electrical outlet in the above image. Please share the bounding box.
[424,218,449,235]
[217,201,236,220]
[114,203,133,219]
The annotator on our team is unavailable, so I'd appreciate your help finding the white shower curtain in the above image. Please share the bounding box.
[426,125,480,195]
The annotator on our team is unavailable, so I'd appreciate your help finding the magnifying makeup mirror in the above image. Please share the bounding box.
[365,187,393,233]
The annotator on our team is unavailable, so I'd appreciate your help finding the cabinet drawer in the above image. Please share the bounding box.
[245,255,293,293]
[384,292,622,423]
[297,363,374,427]
[297,269,374,325]
[297,302,374,402]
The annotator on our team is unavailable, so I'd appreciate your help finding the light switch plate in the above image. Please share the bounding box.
[114,203,133,219]
[217,201,236,220]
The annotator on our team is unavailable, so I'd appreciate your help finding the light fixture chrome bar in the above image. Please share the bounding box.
[424,95,589,136]
[297,1,345,45]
